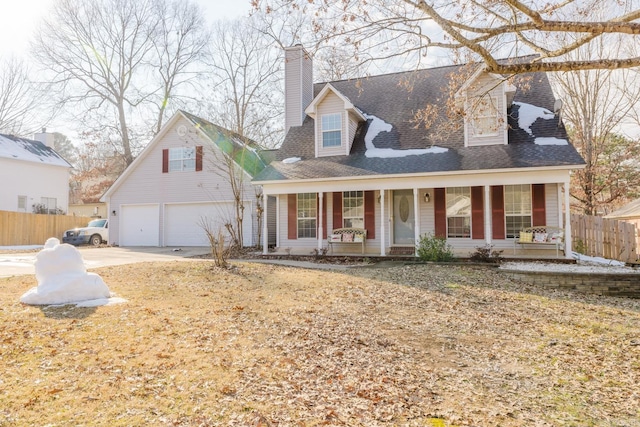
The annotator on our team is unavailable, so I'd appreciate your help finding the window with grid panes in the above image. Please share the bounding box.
[168,147,196,171]
[504,184,532,238]
[321,113,342,147]
[343,191,364,228]
[297,193,317,238]
[470,95,499,136]
[446,187,471,238]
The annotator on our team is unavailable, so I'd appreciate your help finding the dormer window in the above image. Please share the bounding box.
[321,113,342,147]
[470,95,499,137]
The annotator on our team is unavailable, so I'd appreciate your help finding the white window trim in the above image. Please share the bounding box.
[469,95,500,138]
[168,147,196,172]
[446,187,471,238]
[297,193,317,239]
[342,191,364,228]
[504,184,532,238]
[321,113,342,148]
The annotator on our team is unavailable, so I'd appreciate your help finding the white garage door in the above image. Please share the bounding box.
[164,202,253,247]
[120,204,160,246]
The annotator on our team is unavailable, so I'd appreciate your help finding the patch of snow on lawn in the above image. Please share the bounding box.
[535,137,568,146]
[20,238,125,306]
[514,102,555,135]
[363,113,448,158]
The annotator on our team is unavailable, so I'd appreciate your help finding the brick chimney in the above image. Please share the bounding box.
[284,44,313,134]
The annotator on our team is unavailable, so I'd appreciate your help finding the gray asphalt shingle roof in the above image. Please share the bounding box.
[254,63,585,182]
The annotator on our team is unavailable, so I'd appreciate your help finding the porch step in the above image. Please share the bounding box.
[388,246,415,256]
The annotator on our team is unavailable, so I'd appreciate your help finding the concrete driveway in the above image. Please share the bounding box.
[0,246,211,278]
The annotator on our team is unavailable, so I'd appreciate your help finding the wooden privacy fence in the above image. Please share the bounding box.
[0,210,92,246]
[570,214,638,263]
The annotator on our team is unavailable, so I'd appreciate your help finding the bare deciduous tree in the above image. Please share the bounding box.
[0,57,40,135]
[31,0,209,166]
[255,0,640,74]
[200,17,284,149]
[151,0,210,134]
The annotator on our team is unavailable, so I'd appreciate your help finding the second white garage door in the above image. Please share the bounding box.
[164,202,253,247]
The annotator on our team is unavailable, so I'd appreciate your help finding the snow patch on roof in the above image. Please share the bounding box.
[363,113,448,158]
[0,134,70,167]
[282,157,301,164]
[535,137,568,146]
[513,102,555,135]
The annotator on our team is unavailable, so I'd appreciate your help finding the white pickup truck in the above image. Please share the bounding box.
[62,219,109,246]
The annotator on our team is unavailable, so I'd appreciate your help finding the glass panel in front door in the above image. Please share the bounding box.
[393,190,415,245]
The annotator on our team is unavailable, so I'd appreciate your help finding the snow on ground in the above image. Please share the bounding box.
[501,252,638,274]
[19,238,125,306]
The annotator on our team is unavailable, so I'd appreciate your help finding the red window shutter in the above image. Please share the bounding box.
[288,194,297,240]
[195,146,203,171]
[364,191,375,239]
[491,186,505,239]
[162,149,168,173]
[471,186,484,240]
[434,188,446,238]
[317,194,327,239]
[532,184,546,226]
[332,192,343,231]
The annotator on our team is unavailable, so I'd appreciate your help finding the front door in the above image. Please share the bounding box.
[392,190,415,245]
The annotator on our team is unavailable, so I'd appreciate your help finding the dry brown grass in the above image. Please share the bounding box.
[1,261,639,426]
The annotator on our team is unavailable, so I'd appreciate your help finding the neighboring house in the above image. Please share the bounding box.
[604,199,640,229]
[252,45,586,257]
[0,132,72,214]
[101,111,273,247]
[68,202,108,219]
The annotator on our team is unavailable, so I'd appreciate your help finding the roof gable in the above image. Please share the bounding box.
[0,134,71,168]
[103,111,269,200]
[304,83,366,121]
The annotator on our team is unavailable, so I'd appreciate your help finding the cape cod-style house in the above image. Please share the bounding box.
[252,45,586,257]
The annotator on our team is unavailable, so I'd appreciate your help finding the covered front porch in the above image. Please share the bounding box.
[260,170,574,259]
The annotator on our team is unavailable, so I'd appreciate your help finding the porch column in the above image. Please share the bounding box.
[563,181,572,257]
[318,192,324,250]
[276,195,280,248]
[262,192,268,255]
[380,190,386,256]
[413,188,420,256]
[484,185,492,246]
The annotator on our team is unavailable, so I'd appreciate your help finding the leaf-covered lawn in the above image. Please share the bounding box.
[1,261,639,426]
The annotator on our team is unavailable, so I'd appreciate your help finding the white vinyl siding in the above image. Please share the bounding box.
[106,116,261,247]
[316,92,346,157]
[0,159,70,214]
